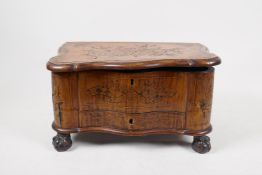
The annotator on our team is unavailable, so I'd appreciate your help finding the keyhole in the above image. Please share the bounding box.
[129,118,134,125]
[130,79,134,86]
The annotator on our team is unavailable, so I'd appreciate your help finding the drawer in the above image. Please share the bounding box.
[78,70,187,112]
[79,110,185,131]
[78,70,187,130]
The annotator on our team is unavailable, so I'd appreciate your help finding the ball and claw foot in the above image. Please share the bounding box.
[192,136,211,154]
[52,133,72,152]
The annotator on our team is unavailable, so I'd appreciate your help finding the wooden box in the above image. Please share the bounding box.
[47,42,221,153]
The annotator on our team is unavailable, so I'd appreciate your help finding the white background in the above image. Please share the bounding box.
[0,0,262,174]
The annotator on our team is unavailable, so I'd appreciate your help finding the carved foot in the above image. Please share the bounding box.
[52,133,72,152]
[192,136,211,154]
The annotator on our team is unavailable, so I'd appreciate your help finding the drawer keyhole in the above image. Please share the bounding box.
[130,79,134,87]
[129,118,134,125]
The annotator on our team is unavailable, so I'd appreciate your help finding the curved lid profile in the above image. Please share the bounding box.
[47,42,221,72]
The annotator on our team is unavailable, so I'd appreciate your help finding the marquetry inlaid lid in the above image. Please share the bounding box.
[47,42,221,72]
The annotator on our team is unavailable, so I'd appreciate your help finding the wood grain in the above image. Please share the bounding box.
[52,72,79,128]
[52,122,212,136]
[78,70,187,131]
[185,68,214,131]
[47,42,221,72]
[48,42,221,152]
[51,67,215,136]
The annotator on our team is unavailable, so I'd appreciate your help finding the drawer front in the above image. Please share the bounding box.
[80,111,185,131]
[78,70,187,130]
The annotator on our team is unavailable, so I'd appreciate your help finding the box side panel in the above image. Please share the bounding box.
[52,72,79,128]
[185,68,214,131]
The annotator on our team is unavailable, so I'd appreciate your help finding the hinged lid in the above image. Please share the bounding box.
[47,42,221,72]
